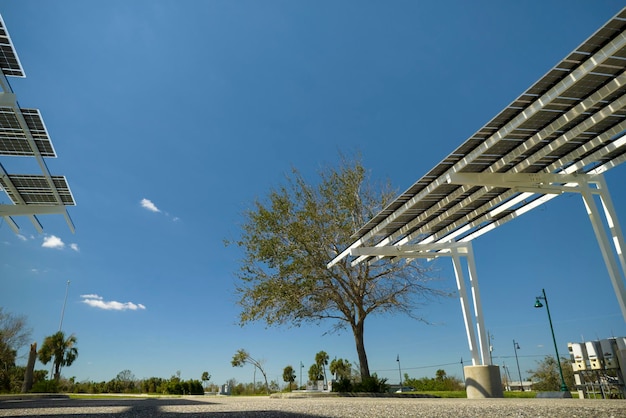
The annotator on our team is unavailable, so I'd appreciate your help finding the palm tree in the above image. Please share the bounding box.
[37,331,78,381]
[315,351,329,386]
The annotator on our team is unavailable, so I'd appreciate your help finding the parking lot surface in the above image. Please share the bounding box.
[1,395,625,417]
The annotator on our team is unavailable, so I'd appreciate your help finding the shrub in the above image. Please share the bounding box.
[354,375,389,393]
[331,377,353,392]
[31,380,59,393]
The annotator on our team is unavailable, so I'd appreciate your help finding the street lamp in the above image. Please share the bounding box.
[534,288,568,392]
[513,340,523,391]
[396,355,403,391]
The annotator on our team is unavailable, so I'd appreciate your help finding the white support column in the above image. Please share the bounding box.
[465,244,491,365]
[350,242,490,366]
[581,177,626,320]
[451,247,481,365]
[597,176,626,291]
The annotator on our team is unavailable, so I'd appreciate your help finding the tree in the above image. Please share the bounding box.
[231,156,447,378]
[0,308,31,393]
[315,351,329,384]
[282,365,296,391]
[201,371,211,390]
[527,355,574,391]
[21,342,37,393]
[231,349,269,394]
[308,364,323,382]
[0,308,31,354]
[329,358,351,380]
[37,331,78,382]
[114,369,136,393]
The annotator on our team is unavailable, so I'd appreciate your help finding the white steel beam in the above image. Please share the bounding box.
[580,179,626,320]
[327,32,626,268]
[352,241,488,366]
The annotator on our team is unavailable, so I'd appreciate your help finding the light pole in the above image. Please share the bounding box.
[513,340,523,391]
[59,280,70,331]
[396,355,402,390]
[534,288,568,392]
[300,361,303,389]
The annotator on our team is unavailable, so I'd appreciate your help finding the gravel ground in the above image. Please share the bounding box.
[0,395,625,418]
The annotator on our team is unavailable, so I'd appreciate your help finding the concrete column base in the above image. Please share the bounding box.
[464,365,503,399]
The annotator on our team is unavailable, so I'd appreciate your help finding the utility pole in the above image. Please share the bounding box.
[396,355,402,390]
[59,280,70,331]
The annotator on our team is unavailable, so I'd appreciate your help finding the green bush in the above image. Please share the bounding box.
[354,375,389,393]
[333,374,390,393]
[31,380,59,393]
[331,377,353,392]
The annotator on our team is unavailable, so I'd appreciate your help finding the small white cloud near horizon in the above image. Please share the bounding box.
[140,198,161,213]
[70,243,80,252]
[140,197,181,222]
[81,294,146,311]
[42,235,65,249]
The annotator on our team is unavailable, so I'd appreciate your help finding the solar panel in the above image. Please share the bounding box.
[0,174,75,206]
[0,107,56,157]
[0,14,24,77]
[330,7,626,267]
[0,13,75,233]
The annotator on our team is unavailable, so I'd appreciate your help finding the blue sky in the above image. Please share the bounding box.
[1,1,625,388]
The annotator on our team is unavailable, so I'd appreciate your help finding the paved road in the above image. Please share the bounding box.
[1,395,625,417]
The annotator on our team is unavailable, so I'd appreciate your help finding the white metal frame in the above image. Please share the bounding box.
[351,241,490,366]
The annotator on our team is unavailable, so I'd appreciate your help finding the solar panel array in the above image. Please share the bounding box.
[0,14,75,232]
[0,15,23,77]
[332,7,626,265]
[0,108,56,157]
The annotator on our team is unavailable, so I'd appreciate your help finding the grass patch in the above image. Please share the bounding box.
[400,390,576,399]
[68,394,174,400]
[503,391,537,398]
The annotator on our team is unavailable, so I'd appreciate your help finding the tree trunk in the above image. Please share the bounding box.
[21,342,37,393]
[352,320,370,379]
[54,361,61,382]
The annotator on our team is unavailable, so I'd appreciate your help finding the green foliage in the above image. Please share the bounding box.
[282,365,296,390]
[37,331,78,381]
[231,156,447,379]
[329,358,352,380]
[527,355,574,391]
[0,307,31,393]
[354,375,389,393]
[403,370,464,391]
[308,364,323,382]
[141,377,165,394]
[331,377,353,392]
[231,348,269,393]
[227,378,274,396]
[331,374,389,393]
[315,351,329,383]
[31,379,59,393]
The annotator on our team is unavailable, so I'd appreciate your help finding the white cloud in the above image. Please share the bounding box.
[81,294,146,311]
[80,294,102,300]
[42,235,65,249]
[140,198,160,213]
[70,243,80,252]
[17,234,27,242]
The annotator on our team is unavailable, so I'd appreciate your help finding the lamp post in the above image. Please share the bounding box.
[300,361,303,389]
[534,288,568,392]
[58,280,70,331]
[396,355,403,391]
[513,340,523,391]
